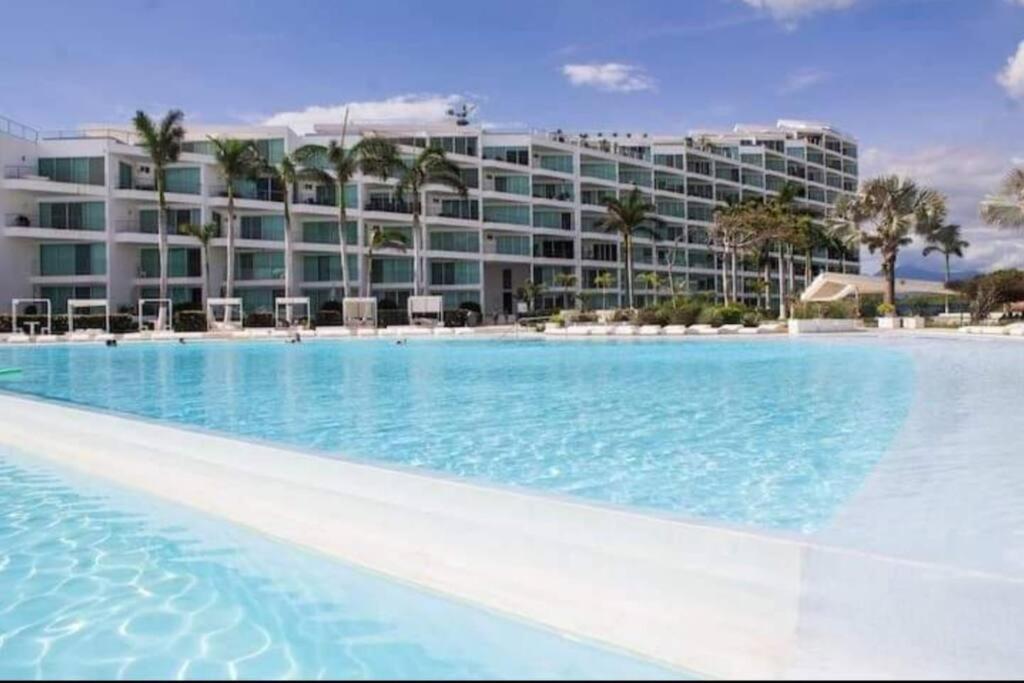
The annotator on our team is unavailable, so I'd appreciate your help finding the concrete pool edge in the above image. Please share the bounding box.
[2,392,1021,678]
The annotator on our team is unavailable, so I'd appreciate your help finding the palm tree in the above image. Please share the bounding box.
[366,225,408,296]
[923,223,969,314]
[593,270,616,309]
[712,197,766,305]
[180,222,218,319]
[981,168,1024,229]
[636,271,663,303]
[553,271,578,309]
[515,279,546,313]
[833,175,946,311]
[132,109,185,328]
[209,137,262,303]
[599,188,656,309]
[767,184,815,319]
[358,140,468,296]
[292,110,370,300]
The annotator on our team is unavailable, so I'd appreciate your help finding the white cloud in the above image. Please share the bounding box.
[996,40,1024,100]
[262,94,463,133]
[740,0,855,26]
[779,67,830,94]
[859,145,1024,274]
[561,63,656,93]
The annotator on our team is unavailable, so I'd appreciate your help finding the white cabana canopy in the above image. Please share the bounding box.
[137,298,173,331]
[11,298,52,334]
[407,295,443,327]
[207,297,243,328]
[801,273,957,302]
[274,297,310,327]
[343,297,377,328]
[67,298,110,333]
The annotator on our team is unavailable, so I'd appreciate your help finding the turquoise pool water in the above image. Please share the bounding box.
[0,339,914,531]
[0,447,680,680]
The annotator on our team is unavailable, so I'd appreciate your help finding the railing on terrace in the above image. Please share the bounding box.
[364,198,412,213]
[4,212,36,227]
[1,115,39,142]
[42,128,136,145]
[3,165,43,180]
[210,185,285,202]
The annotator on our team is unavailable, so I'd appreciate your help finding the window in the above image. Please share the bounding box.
[430,261,479,285]
[371,257,413,284]
[139,248,201,278]
[37,157,105,185]
[39,244,106,276]
[429,231,479,253]
[482,146,529,165]
[139,208,200,235]
[301,221,358,244]
[39,202,106,231]
[482,204,530,226]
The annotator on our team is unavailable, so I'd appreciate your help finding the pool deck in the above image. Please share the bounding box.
[0,333,1022,678]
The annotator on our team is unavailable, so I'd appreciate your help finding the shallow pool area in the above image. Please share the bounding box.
[0,446,681,680]
[0,338,915,532]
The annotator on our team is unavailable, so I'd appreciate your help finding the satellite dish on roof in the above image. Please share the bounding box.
[446,103,477,126]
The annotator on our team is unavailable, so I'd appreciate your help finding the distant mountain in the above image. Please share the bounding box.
[873,264,980,282]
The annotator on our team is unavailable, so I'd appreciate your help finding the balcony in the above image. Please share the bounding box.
[364,198,412,214]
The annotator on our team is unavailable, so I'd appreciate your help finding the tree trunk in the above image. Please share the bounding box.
[944,253,951,315]
[411,210,422,297]
[225,188,236,298]
[156,174,168,330]
[883,254,896,308]
[777,247,787,319]
[283,189,293,324]
[730,248,738,306]
[201,243,210,326]
[337,185,349,304]
[805,249,813,293]
[624,234,634,309]
[720,248,729,304]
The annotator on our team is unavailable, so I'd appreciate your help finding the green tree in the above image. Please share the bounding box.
[366,225,408,296]
[553,271,578,309]
[357,140,467,296]
[981,168,1024,229]
[599,187,656,309]
[180,222,218,319]
[515,279,546,313]
[132,109,185,327]
[208,137,262,301]
[833,175,946,311]
[292,110,374,300]
[922,223,969,314]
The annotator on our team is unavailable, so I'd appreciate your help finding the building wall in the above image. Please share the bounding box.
[0,118,861,319]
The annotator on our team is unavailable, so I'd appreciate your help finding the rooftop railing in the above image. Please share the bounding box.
[0,115,39,142]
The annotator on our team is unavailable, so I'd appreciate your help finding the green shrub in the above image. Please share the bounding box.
[635,307,668,326]
[575,312,598,323]
[320,300,343,313]
[667,302,702,326]
[458,301,482,313]
[316,310,343,327]
[610,308,632,323]
[697,306,724,327]
[718,304,746,325]
[790,300,859,320]
[173,310,208,332]
[742,311,762,327]
[443,309,468,327]
[548,311,565,328]
[244,312,275,328]
[875,302,896,317]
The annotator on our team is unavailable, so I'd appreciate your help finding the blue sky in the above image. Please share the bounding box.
[3,0,1024,273]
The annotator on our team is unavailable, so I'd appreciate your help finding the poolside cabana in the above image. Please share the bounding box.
[67,298,110,334]
[343,297,377,328]
[274,297,310,328]
[137,298,173,331]
[11,298,52,335]
[801,273,956,303]
[207,297,243,329]
[407,296,443,327]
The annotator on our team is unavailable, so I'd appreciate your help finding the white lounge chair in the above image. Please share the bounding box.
[981,326,1010,336]
[663,325,689,336]
[688,324,720,335]
[433,327,456,336]
[613,324,637,336]
[758,322,786,334]
[639,325,663,336]
[589,325,611,336]
[317,327,353,337]
[719,324,743,334]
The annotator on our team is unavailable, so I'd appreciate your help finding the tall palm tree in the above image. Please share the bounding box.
[980,168,1024,229]
[923,223,969,314]
[516,279,546,313]
[132,109,185,328]
[209,137,262,302]
[833,175,946,310]
[767,184,815,319]
[712,197,767,305]
[180,222,218,319]
[292,110,371,300]
[636,271,663,304]
[553,271,578,309]
[599,187,656,309]
[366,225,408,296]
[358,140,468,296]
[593,270,615,309]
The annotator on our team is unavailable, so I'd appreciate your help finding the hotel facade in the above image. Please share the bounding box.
[0,114,860,321]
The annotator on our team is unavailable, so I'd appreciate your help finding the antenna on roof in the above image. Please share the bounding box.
[445,102,477,127]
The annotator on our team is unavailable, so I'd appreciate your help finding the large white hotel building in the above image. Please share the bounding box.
[0,114,859,321]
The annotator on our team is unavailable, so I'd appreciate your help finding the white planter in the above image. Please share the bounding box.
[901,316,926,330]
[788,318,865,334]
[877,317,901,330]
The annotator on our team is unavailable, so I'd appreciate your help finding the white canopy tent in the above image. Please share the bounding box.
[343,297,377,328]
[137,298,173,332]
[67,298,110,333]
[274,296,311,328]
[11,298,52,335]
[207,297,243,329]
[801,273,956,303]
[407,295,443,327]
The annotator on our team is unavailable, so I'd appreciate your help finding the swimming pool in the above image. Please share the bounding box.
[0,339,913,532]
[0,446,680,680]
